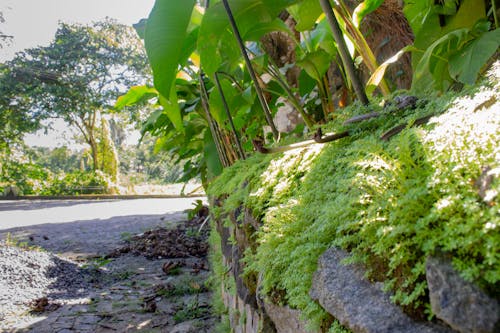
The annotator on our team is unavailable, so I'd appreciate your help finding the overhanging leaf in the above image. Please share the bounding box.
[449,28,500,85]
[297,49,331,82]
[243,19,292,41]
[159,86,184,133]
[198,0,300,75]
[145,0,196,98]
[114,85,158,110]
[203,129,223,178]
[353,0,384,28]
[288,0,323,32]
[412,28,470,93]
[366,45,415,95]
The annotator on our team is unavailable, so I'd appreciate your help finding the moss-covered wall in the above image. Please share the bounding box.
[208,74,499,332]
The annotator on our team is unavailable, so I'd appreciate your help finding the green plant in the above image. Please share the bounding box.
[120,232,133,242]
[4,233,44,251]
[173,297,211,323]
[82,256,113,270]
[0,20,149,171]
[209,78,500,327]
[369,0,499,94]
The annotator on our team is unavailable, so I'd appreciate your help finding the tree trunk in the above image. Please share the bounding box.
[88,134,99,171]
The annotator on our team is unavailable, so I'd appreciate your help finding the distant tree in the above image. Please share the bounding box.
[0,20,150,171]
[98,118,119,182]
[26,146,82,173]
[0,10,13,48]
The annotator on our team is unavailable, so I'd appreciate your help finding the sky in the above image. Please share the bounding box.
[0,0,155,147]
[0,0,155,61]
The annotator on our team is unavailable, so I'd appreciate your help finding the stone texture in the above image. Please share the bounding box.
[426,256,500,333]
[310,248,453,333]
[264,302,309,333]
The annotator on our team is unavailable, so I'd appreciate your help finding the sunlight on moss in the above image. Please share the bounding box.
[208,69,500,330]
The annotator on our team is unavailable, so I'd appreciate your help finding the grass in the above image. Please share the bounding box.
[3,233,45,251]
[173,297,211,323]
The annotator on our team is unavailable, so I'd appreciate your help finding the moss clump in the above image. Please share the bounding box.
[208,77,499,330]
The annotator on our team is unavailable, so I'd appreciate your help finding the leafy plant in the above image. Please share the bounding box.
[209,79,500,327]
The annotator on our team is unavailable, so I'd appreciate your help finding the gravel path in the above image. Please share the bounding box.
[0,198,216,332]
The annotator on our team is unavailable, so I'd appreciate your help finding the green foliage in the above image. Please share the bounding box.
[47,170,113,195]
[198,0,299,76]
[0,158,52,195]
[0,150,112,195]
[98,118,119,183]
[0,20,149,170]
[403,0,498,92]
[145,0,196,99]
[26,146,82,173]
[209,77,500,327]
[352,0,384,28]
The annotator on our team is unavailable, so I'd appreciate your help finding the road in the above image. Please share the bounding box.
[0,197,216,332]
[0,197,206,257]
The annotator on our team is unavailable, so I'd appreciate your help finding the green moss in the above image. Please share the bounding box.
[208,79,500,328]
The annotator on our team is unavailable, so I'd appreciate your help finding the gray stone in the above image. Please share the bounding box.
[310,248,453,333]
[426,256,500,333]
[264,302,310,333]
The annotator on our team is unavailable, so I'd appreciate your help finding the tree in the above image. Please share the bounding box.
[0,10,13,48]
[0,20,150,171]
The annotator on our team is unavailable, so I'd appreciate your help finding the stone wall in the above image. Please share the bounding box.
[212,201,500,333]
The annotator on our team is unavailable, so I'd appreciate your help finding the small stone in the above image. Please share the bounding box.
[426,256,500,333]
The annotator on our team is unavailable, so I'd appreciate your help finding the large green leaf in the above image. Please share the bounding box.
[412,28,470,93]
[203,130,223,179]
[288,0,323,32]
[243,19,292,41]
[159,86,184,133]
[297,49,331,82]
[408,0,486,69]
[114,85,158,110]
[145,0,196,98]
[352,0,384,28]
[198,0,300,75]
[366,45,415,95]
[208,78,236,126]
[449,28,500,85]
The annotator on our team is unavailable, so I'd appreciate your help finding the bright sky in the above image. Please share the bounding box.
[0,0,155,61]
[0,0,155,147]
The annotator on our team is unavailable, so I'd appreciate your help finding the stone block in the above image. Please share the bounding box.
[264,302,310,333]
[310,248,453,333]
[426,256,500,333]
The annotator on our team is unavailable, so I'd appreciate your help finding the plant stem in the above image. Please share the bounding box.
[221,0,279,140]
[214,72,246,160]
[492,0,499,29]
[336,0,391,97]
[319,0,369,105]
[264,59,316,129]
[199,72,230,167]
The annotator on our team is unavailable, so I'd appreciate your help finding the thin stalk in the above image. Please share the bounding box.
[216,71,244,92]
[264,59,315,129]
[336,0,390,96]
[319,0,369,105]
[199,72,230,167]
[492,0,499,29]
[221,0,279,140]
[214,72,246,160]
